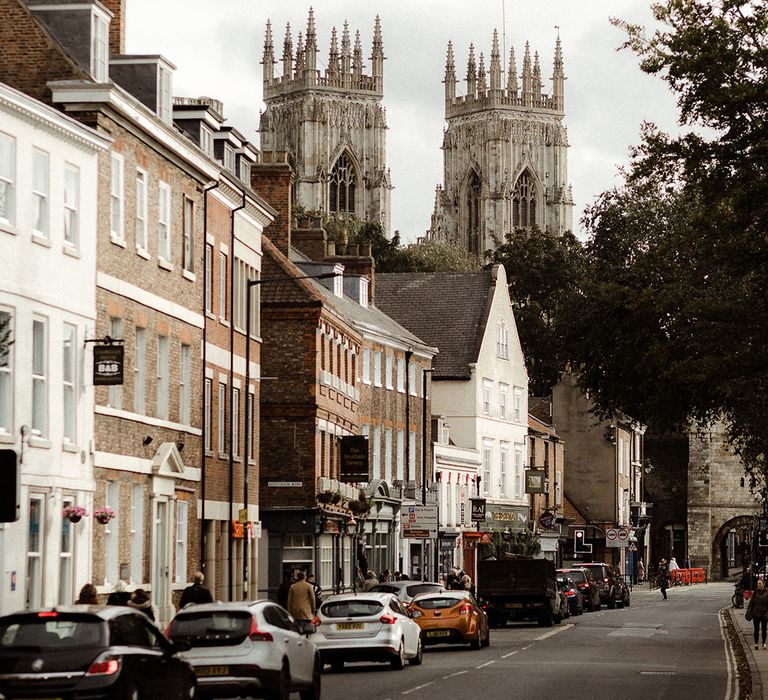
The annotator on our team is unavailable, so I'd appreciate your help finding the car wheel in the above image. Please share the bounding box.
[607,596,616,609]
[482,628,491,647]
[624,595,631,607]
[184,674,197,699]
[121,681,140,700]
[266,661,291,700]
[299,658,322,700]
[391,639,406,670]
[594,600,602,611]
[330,659,344,673]
[409,636,424,665]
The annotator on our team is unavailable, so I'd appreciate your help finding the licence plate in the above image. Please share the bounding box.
[336,622,364,630]
[427,630,451,637]
[505,603,523,609]
[197,666,229,676]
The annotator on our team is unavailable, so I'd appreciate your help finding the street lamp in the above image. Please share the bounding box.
[240,271,340,600]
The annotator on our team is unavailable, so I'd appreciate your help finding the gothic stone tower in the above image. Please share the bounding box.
[428,31,573,256]
[260,9,393,236]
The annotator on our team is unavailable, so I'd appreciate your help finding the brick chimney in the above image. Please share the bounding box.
[250,151,294,257]
[100,0,126,54]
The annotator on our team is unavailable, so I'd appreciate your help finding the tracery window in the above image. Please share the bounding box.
[466,170,481,254]
[512,170,537,229]
[329,152,356,215]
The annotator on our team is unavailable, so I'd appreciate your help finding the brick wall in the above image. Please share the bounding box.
[250,154,293,257]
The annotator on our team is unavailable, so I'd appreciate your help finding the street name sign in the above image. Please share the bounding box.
[401,505,438,539]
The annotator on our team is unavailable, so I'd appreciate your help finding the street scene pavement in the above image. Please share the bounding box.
[323,583,735,700]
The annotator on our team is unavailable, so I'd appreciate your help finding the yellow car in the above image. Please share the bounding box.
[409,591,490,649]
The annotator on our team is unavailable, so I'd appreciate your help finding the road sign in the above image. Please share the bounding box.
[400,505,438,539]
[606,528,631,548]
[628,542,638,552]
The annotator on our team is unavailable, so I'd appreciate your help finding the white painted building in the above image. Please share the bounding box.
[0,81,110,614]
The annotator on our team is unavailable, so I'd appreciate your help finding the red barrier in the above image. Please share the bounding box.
[690,568,706,583]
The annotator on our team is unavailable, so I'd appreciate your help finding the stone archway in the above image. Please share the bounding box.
[712,515,755,580]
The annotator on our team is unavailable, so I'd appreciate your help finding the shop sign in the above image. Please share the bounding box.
[267,481,302,488]
[324,518,340,534]
[340,435,369,483]
[93,345,124,386]
[470,498,486,522]
[525,469,546,494]
[538,510,557,530]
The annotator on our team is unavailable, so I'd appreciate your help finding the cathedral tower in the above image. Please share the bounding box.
[260,9,393,235]
[428,31,573,255]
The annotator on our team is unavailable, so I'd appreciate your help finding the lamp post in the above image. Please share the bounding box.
[420,367,434,581]
[240,270,340,600]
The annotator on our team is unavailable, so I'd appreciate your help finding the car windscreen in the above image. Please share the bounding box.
[563,571,587,583]
[582,566,605,579]
[369,585,398,594]
[0,614,105,650]
[168,611,251,647]
[413,596,465,610]
[405,584,442,598]
[321,600,384,618]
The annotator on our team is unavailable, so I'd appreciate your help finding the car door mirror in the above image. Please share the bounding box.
[170,638,191,653]
[299,620,316,636]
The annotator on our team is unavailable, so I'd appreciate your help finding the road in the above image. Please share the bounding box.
[321,582,736,700]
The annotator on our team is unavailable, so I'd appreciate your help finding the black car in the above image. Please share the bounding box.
[0,606,196,699]
[557,568,601,612]
[579,563,624,609]
[557,575,584,616]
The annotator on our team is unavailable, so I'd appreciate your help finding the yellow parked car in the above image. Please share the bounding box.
[409,591,490,650]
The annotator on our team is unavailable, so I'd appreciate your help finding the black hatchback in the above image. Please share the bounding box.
[0,606,196,699]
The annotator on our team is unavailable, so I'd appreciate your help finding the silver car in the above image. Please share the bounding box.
[167,600,321,699]
[313,592,423,671]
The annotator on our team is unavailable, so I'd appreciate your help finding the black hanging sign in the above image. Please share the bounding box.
[470,498,487,522]
[93,344,124,386]
[340,435,369,483]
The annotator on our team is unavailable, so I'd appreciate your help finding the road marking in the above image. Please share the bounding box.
[476,660,496,669]
[640,671,677,675]
[521,645,532,650]
[443,670,469,679]
[719,607,736,700]
[402,682,433,695]
[502,651,519,658]
[536,623,574,641]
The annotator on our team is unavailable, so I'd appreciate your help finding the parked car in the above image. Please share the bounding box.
[167,600,321,699]
[579,563,624,609]
[554,583,570,624]
[409,591,490,649]
[557,568,601,611]
[0,606,196,700]
[557,574,584,616]
[615,573,631,607]
[312,592,423,671]
[368,581,444,606]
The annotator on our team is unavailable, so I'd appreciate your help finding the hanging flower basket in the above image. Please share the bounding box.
[93,507,115,524]
[62,505,87,523]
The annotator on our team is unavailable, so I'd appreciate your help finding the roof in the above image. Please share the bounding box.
[375,270,497,379]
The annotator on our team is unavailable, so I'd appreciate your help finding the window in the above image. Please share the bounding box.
[385,355,393,389]
[482,379,492,416]
[204,244,213,313]
[223,144,235,172]
[499,443,509,498]
[62,324,76,443]
[372,426,381,478]
[362,348,371,384]
[134,327,146,414]
[384,428,392,483]
[135,169,148,251]
[130,484,144,584]
[409,430,416,476]
[497,321,509,358]
[175,500,188,583]
[59,164,80,248]
[219,253,228,321]
[59,498,74,605]
[247,391,254,461]
[499,383,509,420]
[31,317,47,437]
[408,362,416,396]
[105,317,122,409]
[0,309,14,434]
[446,480,452,527]
[514,444,523,498]
[179,344,191,424]
[26,496,44,609]
[204,378,212,452]
[483,440,493,497]
[396,429,404,481]
[200,124,213,155]
[329,151,356,214]
[232,387,240,457]
[0,131,15,226]
[466,170,480,255]
[512,170,537,229]
[513,387,523,422]
[218,383,226,453]
[239,159,251,183]
[183,197,194,273]
[455,483,461,526]
[105,482,120,585]
[110,153,124,241]
[233,259,259,333]
[158,65,172,123]
[32,149,49,238]
[158,181,171,261]
[397,357,405,392]
[156,335,169,420]
[91,12,108,81]
[373,351,382,387]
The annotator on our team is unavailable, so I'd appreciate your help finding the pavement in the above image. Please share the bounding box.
[730,597,767,699]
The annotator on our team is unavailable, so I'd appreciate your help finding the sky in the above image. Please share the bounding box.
[126,1,683,241]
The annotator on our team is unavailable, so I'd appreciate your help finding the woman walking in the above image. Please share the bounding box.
[746,579,768,649]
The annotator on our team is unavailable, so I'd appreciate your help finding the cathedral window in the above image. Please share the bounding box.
[512,171,537,230]
[329,152,356,215]
[466,170,481,254]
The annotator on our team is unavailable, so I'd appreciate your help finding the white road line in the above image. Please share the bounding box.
[476,660,496,669]
[640,671,677,675]
[443,670,469,679]
[521,645,532,650]
[502,651,519,658]
[536,623,574,641]
[719,607,736,700]
[402,682,433,695]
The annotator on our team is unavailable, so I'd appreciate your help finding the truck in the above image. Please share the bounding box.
[477,558,559,628]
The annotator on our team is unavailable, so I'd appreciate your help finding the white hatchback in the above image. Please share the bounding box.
[167,600,321,699]
[312,592,423,671]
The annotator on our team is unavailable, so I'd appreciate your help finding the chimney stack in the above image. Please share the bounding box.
[250,152,294,257]
[100,0,126,54]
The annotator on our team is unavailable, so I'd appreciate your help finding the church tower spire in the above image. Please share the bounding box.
[489,29,502,91]
[444,40,457,102]
[304,7,317,81]
[552,34,565,110]
[262,19,275,87]
[281,23,293,80]
[341,21,352,76]
[507,47,518,96]
[466,43,477,96]
[295,31,305,76]
[532,50,542,101]
[353,29,363,77]
[327,26,339,79]
[371,15,384,89]
[522,41,532,105]
[477,52,487,93]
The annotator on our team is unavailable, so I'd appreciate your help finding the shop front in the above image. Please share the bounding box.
[483,504,529,532]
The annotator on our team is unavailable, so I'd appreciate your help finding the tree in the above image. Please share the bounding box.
[386,239,480,273]
[569,0,768,485]
[479,529,542,561]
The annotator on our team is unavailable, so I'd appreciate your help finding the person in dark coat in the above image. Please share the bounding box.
[75,583,99,605]
[128,589,155,621]
[307,573,322,607]
[178,572,214,608]
[658,559,669,600]
[748,579,768,649]
[277,571,293,609]
[107,580,131,606]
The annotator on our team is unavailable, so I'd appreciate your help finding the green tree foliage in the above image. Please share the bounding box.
[569,1,768,486]
[486,230,585,396]
[386,239,480,273]
[478,529,542,561]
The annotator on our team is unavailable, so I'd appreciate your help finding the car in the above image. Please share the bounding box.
[167,600,321,700]
[614,573,631,607]
[368,581,444,606]
[557,568,601,611]
[557,575,584,616]
[579,563,624,609]
[409,591,490,649]
[312,592,423,671]
[0,605,196,700]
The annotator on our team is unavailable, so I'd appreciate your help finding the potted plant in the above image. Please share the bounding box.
[330,492,343,505]
[317,490,335,505]
[347,492,373,516]
[62,505,87,523]
[93,507,115,525]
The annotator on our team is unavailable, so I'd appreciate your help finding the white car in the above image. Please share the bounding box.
[167,600,321,699]
[313,592,423,671]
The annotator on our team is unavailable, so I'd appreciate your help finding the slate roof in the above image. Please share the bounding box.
[375,271,496,380]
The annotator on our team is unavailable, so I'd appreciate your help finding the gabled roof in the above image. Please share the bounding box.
[375,270,497,379]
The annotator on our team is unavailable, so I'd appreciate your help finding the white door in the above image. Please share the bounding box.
[154,500,169,612]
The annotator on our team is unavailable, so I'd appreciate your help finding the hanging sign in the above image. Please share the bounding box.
[340,436,369,483]
[525,470,546,494]
[93,345,124,386]
[470,498,486,522]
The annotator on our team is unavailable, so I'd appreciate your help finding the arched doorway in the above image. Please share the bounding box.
[712,515,755,580]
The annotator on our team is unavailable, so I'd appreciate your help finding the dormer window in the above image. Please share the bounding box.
[333,265,344,298]
[91,12,109,82]
[239,159,251,183]
[157,65,172,124]
[359,277,369,308]
[224,144,235,173]
[200,125,213,156]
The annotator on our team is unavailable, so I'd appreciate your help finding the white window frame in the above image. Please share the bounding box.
[90,11,108,82]
[482,379,492,416]
[204,377,212,452]
[31,316,47,438]
[373,351,382,387]
[179,343,191,424]
[224,143,235,172]
[156,334,169,420]
[385,355,393,390]
[0,131,15,227]
[408,430,416,475]
[396,429,404,481]
[232,387,240,458]
[362,348,371,384]
[63,164,79,248]
[219,252,228,321]
[408,362,416,396]
[384,428,393,483]
[107,317,123,409]
[247,390,255,462]
[218,382,226,454]
[497,320,509,359]
[134,326,146,414]
[397,357,405,392]
[513,387,523,422]
[0,308,14,435]
[239,159,251,183]
[157,65,172,123]
[104,481,120,585]
[200,124,213,156]
[109,152,124,242]
[204,244,213,313]
[26,495,45,609]
[175,500,188,583]
[62,323,77,444]
[135,168,148,252]
[483,440,493,497]
[59,497,75,605]
[499,383,509,420]
[372,426,381,478]
[514,444,523,499]
[183,196,194,273]
[32,149,49,239]
[130,483,144,584]
[499,442,509,498]
[158,181,171,262]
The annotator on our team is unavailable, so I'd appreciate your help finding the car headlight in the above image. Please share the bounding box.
[410,610,422,619]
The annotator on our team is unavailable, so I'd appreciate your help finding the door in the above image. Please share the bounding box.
[154,501,169,613]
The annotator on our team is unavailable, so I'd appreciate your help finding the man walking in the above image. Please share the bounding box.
[287,571,316,626]
[179,571,214,609]
[658,559,669,600]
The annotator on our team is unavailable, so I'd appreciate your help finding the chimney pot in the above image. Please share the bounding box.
[326,241,336,256]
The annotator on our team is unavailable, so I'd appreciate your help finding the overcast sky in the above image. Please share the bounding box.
[126,0,682,241]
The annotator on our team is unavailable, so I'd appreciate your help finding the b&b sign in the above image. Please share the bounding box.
[93,345,124,386]
[470,498,486,522]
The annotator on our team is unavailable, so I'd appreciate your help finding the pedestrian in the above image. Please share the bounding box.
[287,571,316,625]
[128,589,155,621]
[683,554,691,569]
[638,560,646,583]
[362,570,379,591]
[178,571,214,608]
[107,580,131,606]
[277,570,293,609]
[658,559,669,600]
[379,569,391,583]
[75,583,99,605]
[461,573,473,593]
[307,573,322,607]
[746,579,768,649]
[356,537,369,579]
[669,557,679,571]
